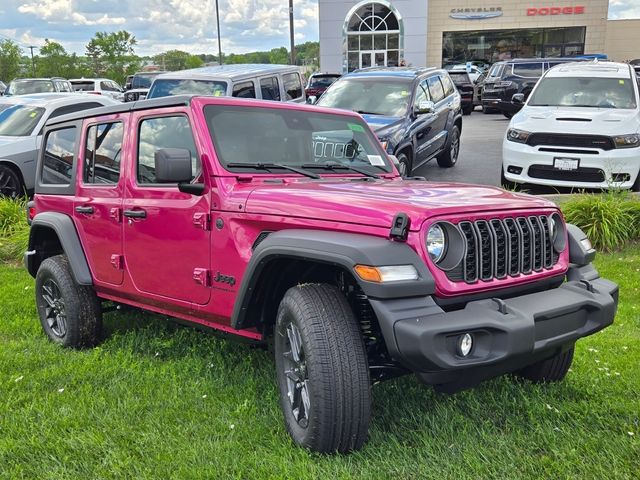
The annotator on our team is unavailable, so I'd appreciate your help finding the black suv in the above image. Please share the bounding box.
[316,67,462,176]
[447,69,475,115]
[123,71,166,102]
[482,58,585,118]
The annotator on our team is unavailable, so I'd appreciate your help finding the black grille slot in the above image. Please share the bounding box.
[448,215,560,284]
[526,133,614,150]
[528,164,606,183]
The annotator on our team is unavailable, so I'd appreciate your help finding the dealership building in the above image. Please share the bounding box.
[318,0,640,72]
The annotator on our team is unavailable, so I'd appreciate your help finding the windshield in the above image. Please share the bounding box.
[132,75,157,89]
[0,104,45,136]
[308,75,340,88]
[205,105,393,174]
[148,79,227,99]
[529,76,637,109]
[317,78,412,117]
[6,80,55,95]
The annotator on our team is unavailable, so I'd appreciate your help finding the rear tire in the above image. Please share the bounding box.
[463,105,473,116]
[0,164,24,199]
[436,125,460,168]
[515,347,574,383]
[274,283,371,453]
[35,255,102,348]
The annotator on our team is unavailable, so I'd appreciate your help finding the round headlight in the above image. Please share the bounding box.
[549,213,566,252]
[427,224,446,263]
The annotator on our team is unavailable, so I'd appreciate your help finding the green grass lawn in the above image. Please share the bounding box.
[1,247,639,479]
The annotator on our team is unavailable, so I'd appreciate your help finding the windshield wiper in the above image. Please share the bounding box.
[227,162,320,179]
[302,162,380,179]
[356,110,384,116]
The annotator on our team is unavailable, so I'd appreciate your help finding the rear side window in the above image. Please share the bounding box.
[232,81,256,98]
[260,77,281,101]
[42,126,76,185]
[137,116,200,184]
[283,73,303,100]
[84,122,123,184]
[440,74,456,96]
[427,76,445,103]
[512,63,543,78]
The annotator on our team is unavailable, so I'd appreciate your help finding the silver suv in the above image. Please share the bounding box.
[5,78,74,96]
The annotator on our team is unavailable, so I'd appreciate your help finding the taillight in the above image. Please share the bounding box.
[27,201,36,225]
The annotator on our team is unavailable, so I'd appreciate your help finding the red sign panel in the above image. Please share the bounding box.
[527,6,585,16]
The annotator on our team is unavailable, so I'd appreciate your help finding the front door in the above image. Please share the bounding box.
[123,111,211,305]
[360,50,387,69]
[74,119,125,286]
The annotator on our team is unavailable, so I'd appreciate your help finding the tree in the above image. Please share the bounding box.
[0,39,22,83]
[153,50,203,71]
[85,30,141,84]
[36,40,72,78]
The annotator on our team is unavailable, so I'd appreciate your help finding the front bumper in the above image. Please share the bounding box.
[369,269,618,390]
[503,140,640,189]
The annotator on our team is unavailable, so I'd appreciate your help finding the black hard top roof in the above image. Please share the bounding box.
[46,95,193,127]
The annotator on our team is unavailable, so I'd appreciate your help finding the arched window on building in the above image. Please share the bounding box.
[344,1,403,72]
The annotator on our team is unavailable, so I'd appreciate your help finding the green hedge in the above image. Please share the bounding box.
[0,197,29,262]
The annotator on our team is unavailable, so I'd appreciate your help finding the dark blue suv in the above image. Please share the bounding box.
[316,67,463,175]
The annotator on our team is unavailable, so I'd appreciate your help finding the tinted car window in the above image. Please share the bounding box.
[132,75,156,89]
[49,102,105,120]
[0,104,45,136]
[512,63,543,78]
[487,64,504,79]
[260,77,281,101]
[529,76,637,109]
[283,73,303,100]
[84,122,123,184]
[308,75,340,88]
[42,126,76,185]
[413,80,430,107]
[232,81,256,98]
[7,80,55,95]
[448,72,471,85]
[426,76,445,102]
[440,74,456,96]
[137,116,199,184]
[71,81,96,92]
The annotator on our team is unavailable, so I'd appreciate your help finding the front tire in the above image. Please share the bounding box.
[274,283,371,453]
[396,151,412,176]
[35,255,102,348]
[437,125,460,168]
[515,347,574,383]
[503,111,514,119]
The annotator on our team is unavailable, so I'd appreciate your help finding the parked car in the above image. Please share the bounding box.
[70,78,124,102]
[146,64,306,103]
[445,63,483,83]
[0,93,118,198]
[316,66,462,175]
[123,71,166,102]
[502,61,640,191]
[5,78,74,96]
[304,72,341,99]
[25,94,618,454]
[447,68,475,115]
[0,81,6,96]
[473,70,486,109]
[482,58,586,118]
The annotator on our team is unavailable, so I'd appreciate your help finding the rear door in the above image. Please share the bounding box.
[74,118,125,286]
[122,110,211,305]
[424,75,449,155]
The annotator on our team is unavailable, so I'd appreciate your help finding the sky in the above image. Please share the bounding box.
[0,0,638,57]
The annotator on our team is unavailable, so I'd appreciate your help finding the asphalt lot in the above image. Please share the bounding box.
[413,109,510,187]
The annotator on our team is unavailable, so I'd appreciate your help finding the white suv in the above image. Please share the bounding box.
[502,61,640,191]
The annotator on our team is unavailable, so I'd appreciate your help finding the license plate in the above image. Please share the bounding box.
[554,157,579,171]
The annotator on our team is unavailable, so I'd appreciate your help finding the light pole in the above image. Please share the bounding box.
[28,46,38,76]
[215,0,223,65]
[288,0,295,65]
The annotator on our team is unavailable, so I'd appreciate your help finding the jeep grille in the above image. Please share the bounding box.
[447,215,559,283]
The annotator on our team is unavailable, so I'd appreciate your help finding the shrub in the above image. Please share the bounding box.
[562,192,640,251]
[0,197,29,263]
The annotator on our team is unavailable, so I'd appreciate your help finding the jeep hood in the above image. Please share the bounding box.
[245,179,556,230]
[512,106,640,135]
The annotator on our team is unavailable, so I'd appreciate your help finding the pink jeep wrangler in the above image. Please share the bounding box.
[25,96,618,453]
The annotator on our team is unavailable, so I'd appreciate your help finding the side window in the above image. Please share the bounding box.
[512,63,543,78]
[137,116,200,184]
[282,73,303,100]
[100,81,115,91]
[426,76,445,103]
[413,80,430,107]
[260,76,281,101]
[42,126,76,185]
[84,122,123,184]
[440,74,455,97]
[232,81,256,98]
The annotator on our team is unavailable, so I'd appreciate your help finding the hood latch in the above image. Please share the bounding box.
[390,212,410,241]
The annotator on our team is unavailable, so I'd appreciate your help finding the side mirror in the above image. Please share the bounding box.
[154,148,193,183]
[512,93,525,105]
[414,100,435,116]
[139,94,147,100]
[307,95,317,104]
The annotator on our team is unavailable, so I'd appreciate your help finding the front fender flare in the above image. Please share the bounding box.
[231,230,435,329]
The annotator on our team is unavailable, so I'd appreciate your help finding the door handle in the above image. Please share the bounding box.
[123,209,147,219]
[75,206,94,214]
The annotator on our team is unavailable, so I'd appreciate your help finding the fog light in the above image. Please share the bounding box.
[457,333,473,357]
[507,166,522,175]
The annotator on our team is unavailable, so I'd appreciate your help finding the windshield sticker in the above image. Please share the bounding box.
[401,91,409,96]
[367,155,385,166]
[348,123,365,133]
[619,79,625,85]
[29,111,37,118]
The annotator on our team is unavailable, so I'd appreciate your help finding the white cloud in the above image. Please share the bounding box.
[18,0,126,25]
[608,0,640,19]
